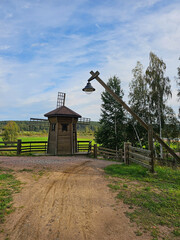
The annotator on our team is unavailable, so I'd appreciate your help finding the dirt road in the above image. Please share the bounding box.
[0,156,150,240]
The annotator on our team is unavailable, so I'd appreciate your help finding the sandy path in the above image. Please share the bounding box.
[0,156,150,240]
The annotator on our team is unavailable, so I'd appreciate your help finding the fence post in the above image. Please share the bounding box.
[94,144,97,158]
[148,125,154,173]
[88,141,92,154]
[124,142,131,165]
[17,139,22,155]
[118,149,122,162]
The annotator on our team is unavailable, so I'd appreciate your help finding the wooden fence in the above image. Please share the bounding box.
[77,141,92,153]
[93,144,123,161]
[124,142,154,172]
[20,141,47,154]
[0,140,47,155]
[0,141,18,152]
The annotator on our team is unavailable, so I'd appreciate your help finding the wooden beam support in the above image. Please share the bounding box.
[90,70,180,163]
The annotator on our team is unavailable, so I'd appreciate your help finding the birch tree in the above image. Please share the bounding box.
[145,52,172,157]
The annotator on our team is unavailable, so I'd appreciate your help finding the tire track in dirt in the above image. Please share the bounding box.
[0,159,151,240]
[6,161,93,240]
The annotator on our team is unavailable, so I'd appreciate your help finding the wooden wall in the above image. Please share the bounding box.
[47,117,57,155]
[47,116,78,155]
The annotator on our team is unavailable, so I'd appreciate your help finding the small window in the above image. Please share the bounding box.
[62,124,68,132]
[51,123,56,131]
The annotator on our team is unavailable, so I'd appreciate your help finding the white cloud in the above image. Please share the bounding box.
[0,45,10,50]
[0,0,180,120]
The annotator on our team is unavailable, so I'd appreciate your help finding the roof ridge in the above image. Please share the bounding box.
[44,105,81,118]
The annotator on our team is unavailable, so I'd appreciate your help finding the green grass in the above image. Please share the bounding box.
[0,135,95,143]
[19,136,48,141]
[77,135,96,145]
[0,168,21,224]
[105,163,180,239]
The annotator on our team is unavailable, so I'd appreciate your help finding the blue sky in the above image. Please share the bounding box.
[0,0,180,121]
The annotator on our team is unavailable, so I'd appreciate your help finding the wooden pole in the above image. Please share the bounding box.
[17,139,21,155]
[148,125,154,173]
[94,144,97,158]
[124,142,131,165]
[90,70,180,163]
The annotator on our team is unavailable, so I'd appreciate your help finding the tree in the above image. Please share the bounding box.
[95,76,126,150]
[2,121,19,143]
[145,52,172,157]
[162,106,179,139]
[128,61,150,147]
[176,58,180,118]
[129,61,149,120]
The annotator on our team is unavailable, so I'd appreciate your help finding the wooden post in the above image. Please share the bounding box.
[17,139,21,155]
[94,144,97,158]
[88,141,92,154]
[118,149,122,162]
[124,142,131,165]
[148,125,154,173]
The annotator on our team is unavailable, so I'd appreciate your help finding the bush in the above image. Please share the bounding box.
[2,121,19,143]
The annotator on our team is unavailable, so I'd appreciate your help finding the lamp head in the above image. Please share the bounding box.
[82,81,95,94]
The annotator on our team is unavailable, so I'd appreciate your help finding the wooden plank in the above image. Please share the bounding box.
[21,141,48,144]
[98,146,117,153]
[21,149,46,153]
[21,147,45,151]
[0,141,17,144]
[129,146,151,155]
[0,145,17,148]
[129,157,151,169]
[0,149,17,152]
[98,150,117,156]
[129,151,151,162]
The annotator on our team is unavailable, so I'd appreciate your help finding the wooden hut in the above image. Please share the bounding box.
[44,106,81,155]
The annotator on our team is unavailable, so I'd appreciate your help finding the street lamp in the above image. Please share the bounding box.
[82,70,179,164]
[82,71,99,94]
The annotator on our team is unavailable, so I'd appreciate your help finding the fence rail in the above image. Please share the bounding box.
[0,140,48,154]
[125,143,153,171]
[77,141,92,153]
[92,144,122,161]
[0,141,18,152]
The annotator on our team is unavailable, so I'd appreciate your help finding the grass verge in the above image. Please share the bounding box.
[104,163,180,240]
[0,168,21,225]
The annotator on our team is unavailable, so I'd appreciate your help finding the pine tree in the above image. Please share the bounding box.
[95,76,126,149]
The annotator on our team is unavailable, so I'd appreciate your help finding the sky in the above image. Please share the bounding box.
[0,0,180,121]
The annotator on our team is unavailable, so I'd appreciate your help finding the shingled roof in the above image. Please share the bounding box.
[44,106,81,118]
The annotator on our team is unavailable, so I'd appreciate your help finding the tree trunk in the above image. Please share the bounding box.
[158,98,163,158]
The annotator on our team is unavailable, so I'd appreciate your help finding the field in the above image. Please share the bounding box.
[0,133,95,144]
[105,164,180,239]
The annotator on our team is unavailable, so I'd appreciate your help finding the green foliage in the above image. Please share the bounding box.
[128,53,179,143]
[176,57,180,118]
[2,121,19,143]
[95,76,126,149]
[128,61,149,146]
[129,61,149,122]
[105,164,180,239]
[145,52,172,127]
